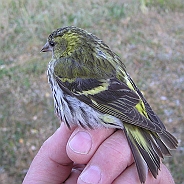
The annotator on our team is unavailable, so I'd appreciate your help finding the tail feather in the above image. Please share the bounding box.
[125,130,147,183]
[159,130,178,149]
[124,124,178,183]
[149,135,164,158]
[154,137,171,156]
[135,141,159,178]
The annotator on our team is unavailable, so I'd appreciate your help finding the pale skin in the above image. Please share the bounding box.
[23,123,175,184]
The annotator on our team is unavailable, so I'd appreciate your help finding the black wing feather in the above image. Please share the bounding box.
[55,76,163,132]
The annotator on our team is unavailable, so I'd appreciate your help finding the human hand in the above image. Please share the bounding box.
[23,123,175,184]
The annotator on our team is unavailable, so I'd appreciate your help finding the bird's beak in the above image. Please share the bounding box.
[41,42,52,52]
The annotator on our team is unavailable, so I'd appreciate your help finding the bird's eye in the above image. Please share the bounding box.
[49,41,55,47]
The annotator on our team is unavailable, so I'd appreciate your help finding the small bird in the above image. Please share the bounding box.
[41,26,178,183]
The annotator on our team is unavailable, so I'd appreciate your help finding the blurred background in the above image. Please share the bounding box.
[0,0,184,183]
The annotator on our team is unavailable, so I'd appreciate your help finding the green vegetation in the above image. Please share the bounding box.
[146,0,184,11]
[0,0,184,183]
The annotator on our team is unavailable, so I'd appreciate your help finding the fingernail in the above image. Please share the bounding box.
[79,165,102,184]
[69,131,92,154]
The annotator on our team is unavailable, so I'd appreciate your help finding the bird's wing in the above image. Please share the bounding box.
[126,74,166,130]
[55,76,163,133]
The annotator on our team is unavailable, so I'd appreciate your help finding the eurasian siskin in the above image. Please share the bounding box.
[41,26,178,183]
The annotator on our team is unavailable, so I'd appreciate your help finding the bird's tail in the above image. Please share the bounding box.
[124,124,178,184]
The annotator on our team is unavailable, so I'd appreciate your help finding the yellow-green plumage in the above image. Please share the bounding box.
[41,26,178,183]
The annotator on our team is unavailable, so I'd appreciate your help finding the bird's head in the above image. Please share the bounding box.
[41,26,99,59]
[41,26,124,79]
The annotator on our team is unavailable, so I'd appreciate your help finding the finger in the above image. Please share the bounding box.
[77,130,134,184]
[146,164,175,184]
[112,163,175,184]
[64,164,85,184]
[23,123,74,184]
[66,127,114,164]
[112,163,142,184]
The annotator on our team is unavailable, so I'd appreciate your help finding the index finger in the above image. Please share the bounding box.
[23,123,74,184]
